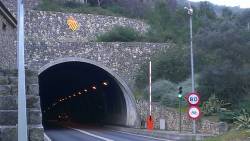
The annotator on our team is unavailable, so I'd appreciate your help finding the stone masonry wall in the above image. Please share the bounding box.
[25,10,149,43]
[0,12,17,69]
[137,100,228,135]
[25,41,170,89]
[1,0,40,16]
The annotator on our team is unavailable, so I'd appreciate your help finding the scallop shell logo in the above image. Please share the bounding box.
[67,16,79,31]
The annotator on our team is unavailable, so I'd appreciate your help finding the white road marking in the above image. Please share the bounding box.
[111,130,174,141]
[70,128,114,141]
[44,133,52,141]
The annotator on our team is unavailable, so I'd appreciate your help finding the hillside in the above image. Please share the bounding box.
[36,0,250,121]
[4,0,250,136]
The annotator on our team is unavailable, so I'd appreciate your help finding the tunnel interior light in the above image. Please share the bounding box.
[78,92,82,95]
[73,94,76,97]
[84,89,88,93]
[69,96,72,98]
[92,86,97,90]
[102,81,108,86]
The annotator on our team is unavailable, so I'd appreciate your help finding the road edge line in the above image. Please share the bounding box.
[69,127,114,141]
[44,133,52,141]
[111,130,173,141]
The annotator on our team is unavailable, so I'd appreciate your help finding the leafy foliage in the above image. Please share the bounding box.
[135,45,190,89]
[96,26,142,42]
[142,79,187,108]
[234,109,250,130]
[36,0,125,16]
[202,94,229,116]
[219,111,234,123]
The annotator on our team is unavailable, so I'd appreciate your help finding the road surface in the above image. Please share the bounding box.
[45,125,173,141]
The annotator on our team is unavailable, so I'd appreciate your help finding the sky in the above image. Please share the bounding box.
[189,0,250,8]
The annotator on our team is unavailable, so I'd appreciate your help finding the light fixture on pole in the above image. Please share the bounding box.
[185,2,196,134]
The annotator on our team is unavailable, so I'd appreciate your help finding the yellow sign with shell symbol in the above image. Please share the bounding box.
[67,16,79,31]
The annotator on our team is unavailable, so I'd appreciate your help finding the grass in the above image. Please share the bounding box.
[204,130,250,141]
[36,0,124,17]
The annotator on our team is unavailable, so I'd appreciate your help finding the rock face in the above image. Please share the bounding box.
[0,69,44,141]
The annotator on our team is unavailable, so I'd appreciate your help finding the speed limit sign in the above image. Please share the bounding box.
[188,106,201,120]
[187,93,200,106]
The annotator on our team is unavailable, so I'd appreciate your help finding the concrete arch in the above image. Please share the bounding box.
[38,57,140,127]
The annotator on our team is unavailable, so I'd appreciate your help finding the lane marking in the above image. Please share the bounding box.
[111,130,174,141]
[44,133,52,141]
[70,128,114,141]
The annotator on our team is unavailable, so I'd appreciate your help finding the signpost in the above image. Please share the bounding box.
[186,92,201,122]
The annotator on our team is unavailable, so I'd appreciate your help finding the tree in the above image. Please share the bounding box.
[135,45,190,89]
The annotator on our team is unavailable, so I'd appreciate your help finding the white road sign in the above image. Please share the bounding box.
[188,106,201,120]
[187,93,200,105]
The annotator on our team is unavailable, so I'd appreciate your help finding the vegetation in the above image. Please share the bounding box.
[204,130,250,141]
[96,26,142,42]
[36,0,125,16]
[234,109,250,130]
[134,1,250,124]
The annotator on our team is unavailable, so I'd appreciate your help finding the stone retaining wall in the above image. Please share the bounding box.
[136,100,228,135]
[1,0,40,15]
[25,10,149,43]
[0,7,17,69]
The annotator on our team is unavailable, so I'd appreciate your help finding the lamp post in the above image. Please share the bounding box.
[185,3,196,134]
[17,0,28,140]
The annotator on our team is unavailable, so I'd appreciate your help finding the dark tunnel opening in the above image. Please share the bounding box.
[39,61,127,128]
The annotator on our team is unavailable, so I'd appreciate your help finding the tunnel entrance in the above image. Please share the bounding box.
[38,58,139,128]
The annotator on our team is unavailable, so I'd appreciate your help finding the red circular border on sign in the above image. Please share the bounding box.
[188,106,202,120]
[186,92,200,106]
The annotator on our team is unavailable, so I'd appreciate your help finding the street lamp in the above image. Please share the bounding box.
[185,2,196,134]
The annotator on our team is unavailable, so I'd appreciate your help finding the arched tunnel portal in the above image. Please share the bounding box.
[38,58,139,128]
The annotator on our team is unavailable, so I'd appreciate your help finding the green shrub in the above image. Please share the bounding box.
[143,80,176,101]
[142,79,188,108]
[96,26,142,42]
[202,94,231,116]
[36,0,122,16]
[135,45,190,89]
[219,111,234,123]
[234,109,250,130]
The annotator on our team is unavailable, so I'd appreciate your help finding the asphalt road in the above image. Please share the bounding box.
[45,125,173,141]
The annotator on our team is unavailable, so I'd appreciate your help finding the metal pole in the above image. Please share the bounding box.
[149,61,152,116]
[189,5,196,134]
[179,97,181,133]
[248,22,249,31]
[17,0,28,141]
